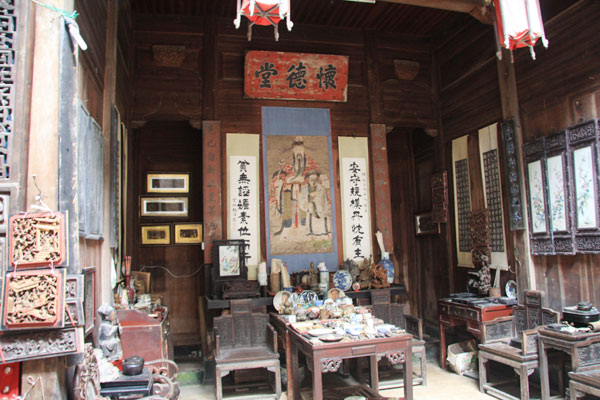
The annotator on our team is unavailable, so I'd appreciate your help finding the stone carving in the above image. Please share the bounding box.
[152,45,186,67]
[0,328,80,362]
[97,303,122,361]
[3,270,64,329]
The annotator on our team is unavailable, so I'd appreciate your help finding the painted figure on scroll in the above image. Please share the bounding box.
[269,136,332,252]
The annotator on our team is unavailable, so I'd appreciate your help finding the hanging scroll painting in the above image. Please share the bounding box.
[227,134,260,274]
[478,124,508,269]
[452,135,473,267]
[338,137,372,262]
[262,107,337,273]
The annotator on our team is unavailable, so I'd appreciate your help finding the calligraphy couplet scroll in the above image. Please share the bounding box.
[203,121,223,264]
[245,50,348,102]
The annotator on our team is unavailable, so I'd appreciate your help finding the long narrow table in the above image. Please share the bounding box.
[438,298,514,368]
[287,325,413,400]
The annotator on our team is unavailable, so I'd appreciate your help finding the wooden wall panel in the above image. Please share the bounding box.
[515,1,600,312]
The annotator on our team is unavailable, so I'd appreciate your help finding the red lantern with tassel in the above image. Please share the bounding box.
[234,0,293,41]
[493,0,548,60]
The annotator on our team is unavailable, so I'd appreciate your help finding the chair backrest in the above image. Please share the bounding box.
[513,290,558,336]
[214,299,269,349]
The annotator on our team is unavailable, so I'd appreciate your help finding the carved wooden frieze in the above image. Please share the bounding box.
[385,351,406,365]
[64,299,84,328]
[73,344,101,400]
[2,269,65,330]
[0,327,83,362]
[470,208,491,265]
[152,45,186,67]
[9,212,67,268]
[500,120,526,230]
[577,342,600,367]
[568,120,600,253]
[523,137,553,255]
[66,274,83,300]
[431,171,448,223]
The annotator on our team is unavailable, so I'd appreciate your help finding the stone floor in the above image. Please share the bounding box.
[177,361,496,400]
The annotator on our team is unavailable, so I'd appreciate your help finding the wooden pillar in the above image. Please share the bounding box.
[100,0,119,305]
[203,121,223,264]
[496,48,535,292]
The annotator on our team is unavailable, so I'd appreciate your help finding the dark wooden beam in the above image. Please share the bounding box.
[379,0,493,23]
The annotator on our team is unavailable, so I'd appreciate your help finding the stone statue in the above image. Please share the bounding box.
[97,303,122,361]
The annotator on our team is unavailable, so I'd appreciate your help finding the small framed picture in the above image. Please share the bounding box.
[83,266,96,337]
[213,239,247,279]
[146,173,189,194]
[141,225,171,245]
[415,211,440,235]
[140,196,189,217]
[174,223,202,244]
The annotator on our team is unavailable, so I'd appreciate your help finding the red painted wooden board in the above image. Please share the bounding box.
[244,50,348,102]
[0,362,20,398]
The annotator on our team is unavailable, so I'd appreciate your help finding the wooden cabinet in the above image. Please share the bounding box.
[117,309,174,365]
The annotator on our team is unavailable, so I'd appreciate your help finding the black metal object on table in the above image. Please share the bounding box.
[563,302,600,327]
[100,367,153,399]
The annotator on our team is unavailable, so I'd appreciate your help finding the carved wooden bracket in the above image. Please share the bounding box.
[385,351,406,365]
[152,45,186,67]
[322,358,342,373]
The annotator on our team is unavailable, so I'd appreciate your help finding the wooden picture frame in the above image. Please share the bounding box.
[415,212,439,235]
[174,223,202,244]
[83,266,96,337]
[141,225,171,245]
[140,196,188,217]
[146,173,189,194]
[213,239,247,279]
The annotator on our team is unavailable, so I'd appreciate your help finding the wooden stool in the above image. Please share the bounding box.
[569,370,600,399]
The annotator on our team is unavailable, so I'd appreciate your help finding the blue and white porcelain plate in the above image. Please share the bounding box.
[333,270,352,291]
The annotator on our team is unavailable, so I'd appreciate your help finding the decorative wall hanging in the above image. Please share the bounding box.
[452,136,473,267]
[500,119,526,231]
[0,327,83,362]
[234,0,293,41]
[140,225,171,246]
[213,239,247,280]
[262,107,338,273]
[567,120,600,253]
[338,137,372,262]
[174,223,202,245]
[9,211,67,269]
[431,171,448,224]
[523,137,553,255]
[146,173,189,194]
[139,197,188,218]
[227,134,260,268]
[245,51,349,102]
[545,131,575,254]
[83,266,96,336]
[415,212,439,236]
[2,268,65,330]
[493,0,548,60]
[64,275,84,328]
[470,208,491,266]
[478,124,508,269]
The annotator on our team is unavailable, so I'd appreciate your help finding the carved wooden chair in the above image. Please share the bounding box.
[478,290,559,400]
[356,289,426,388]
[213,299,281,400]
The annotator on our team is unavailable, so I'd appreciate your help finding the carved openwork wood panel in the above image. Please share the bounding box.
[0,327,82,362]
[500,120,526,231]
[0,0,16,180]
[568,120,600,253]
[523,137,553,255]
[482,150,505,252]
[2,269,65,330]
[470,208,491,265]
[431,171,448,223]
[9,212,67,268]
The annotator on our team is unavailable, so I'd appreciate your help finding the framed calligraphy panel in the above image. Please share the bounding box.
[245,51,348,102]
[452,136,473,267]
[339,136,372,262]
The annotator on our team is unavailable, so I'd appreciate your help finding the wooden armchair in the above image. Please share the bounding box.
[478,290,559,400]
[213,299,281,400]
[361,289,427,388]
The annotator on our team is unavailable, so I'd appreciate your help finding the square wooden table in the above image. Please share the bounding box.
[287,324,413,400]
[538,327,600,400]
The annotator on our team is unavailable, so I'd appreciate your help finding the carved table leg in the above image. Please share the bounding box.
[404,348,413,400]
[291,344,300,400]
[539,339,551,400]
[517,365,531,400]
[439,321,447,368]
[478,352,488,393]
[312,356,323,400]
[284,329,293,400]
[369,355,379,391]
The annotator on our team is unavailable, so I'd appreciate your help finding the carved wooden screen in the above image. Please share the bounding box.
[545,131,574,254]
[500,120,526,231]
[523,137,553,255]
[567,120,600,253]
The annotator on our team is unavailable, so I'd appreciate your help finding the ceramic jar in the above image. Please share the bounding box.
[381,252,394,284]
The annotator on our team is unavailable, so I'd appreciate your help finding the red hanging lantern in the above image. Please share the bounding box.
[234,0,293,41]
[493,0,548,60]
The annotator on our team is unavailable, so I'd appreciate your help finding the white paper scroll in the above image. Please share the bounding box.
[227,134,260,271]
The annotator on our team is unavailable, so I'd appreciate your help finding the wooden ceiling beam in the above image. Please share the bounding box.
[378,0,493,23]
